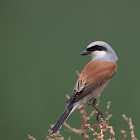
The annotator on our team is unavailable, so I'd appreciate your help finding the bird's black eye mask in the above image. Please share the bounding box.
[86,45,107,52]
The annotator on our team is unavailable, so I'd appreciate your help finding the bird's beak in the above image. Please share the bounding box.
[80,50,91,55]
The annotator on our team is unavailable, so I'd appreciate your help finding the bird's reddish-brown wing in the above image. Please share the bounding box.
[67,61,117,103]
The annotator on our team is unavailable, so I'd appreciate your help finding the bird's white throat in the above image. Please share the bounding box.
[90,51,106,59]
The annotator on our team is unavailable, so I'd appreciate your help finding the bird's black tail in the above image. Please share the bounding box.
[51,103,73,134]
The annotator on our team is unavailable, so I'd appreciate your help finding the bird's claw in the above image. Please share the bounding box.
[93,98,97,105]
[96,112,103,121]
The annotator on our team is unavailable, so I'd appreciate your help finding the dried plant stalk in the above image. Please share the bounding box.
[129,118,137,140]
[64,94,115,140]
[28,135,36,140]
[121,130,127,140]
[28,71,137,140]
[122,114,137,140]
[75,71,80,77]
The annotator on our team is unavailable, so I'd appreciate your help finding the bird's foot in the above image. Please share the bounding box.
[96,111,103,121]
[93,98,97,105]
[90,99,103,121]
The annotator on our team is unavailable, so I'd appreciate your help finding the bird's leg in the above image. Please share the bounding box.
[90,98,103,121]
[87,98,96,105]
[93,98,97,105]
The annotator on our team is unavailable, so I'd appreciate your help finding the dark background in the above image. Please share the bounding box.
[0,0,140,139]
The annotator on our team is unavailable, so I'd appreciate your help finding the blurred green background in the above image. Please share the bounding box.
[0,0,140,139]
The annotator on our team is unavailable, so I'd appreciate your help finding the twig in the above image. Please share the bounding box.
[28,135,36,140]
[122,114,137,140]
[121,130,127,140]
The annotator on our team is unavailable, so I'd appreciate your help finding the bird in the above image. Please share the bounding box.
[51,41,118,134]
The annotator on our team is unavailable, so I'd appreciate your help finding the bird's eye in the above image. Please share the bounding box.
[86,45,107,52]
[86,47,94,51]
[86,45,99,51]
[94,45,99,49]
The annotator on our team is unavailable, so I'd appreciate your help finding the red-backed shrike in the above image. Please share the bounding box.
[51,41,118,133]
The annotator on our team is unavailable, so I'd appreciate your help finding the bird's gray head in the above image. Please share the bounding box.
[80,41,118,62]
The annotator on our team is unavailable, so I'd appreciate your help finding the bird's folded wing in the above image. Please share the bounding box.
[67,60,117,103]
